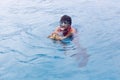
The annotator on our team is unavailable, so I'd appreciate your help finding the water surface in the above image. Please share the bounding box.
[0,0,120,80]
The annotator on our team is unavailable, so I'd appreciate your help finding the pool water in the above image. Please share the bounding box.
[0,0,120,80]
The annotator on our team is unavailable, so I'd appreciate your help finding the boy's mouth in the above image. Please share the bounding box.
[60,27,65,31]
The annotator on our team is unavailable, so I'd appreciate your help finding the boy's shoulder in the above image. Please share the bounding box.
[71,27,76,33]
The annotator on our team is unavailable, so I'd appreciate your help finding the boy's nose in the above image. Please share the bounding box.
[61,23,65,27]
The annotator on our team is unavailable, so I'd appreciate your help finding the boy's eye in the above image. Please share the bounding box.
[64,21,68,24]
[60,21,69,24]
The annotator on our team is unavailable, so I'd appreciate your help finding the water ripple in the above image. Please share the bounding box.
[16,53,64,64]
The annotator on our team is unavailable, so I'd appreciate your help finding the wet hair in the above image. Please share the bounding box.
[60,15,72,25]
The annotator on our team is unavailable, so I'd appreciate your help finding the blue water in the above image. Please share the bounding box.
[0,0,120,80]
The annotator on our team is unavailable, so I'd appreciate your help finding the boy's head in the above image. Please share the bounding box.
[60,15,72,26]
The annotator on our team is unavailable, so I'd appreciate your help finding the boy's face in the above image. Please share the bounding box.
[60,21,70,30]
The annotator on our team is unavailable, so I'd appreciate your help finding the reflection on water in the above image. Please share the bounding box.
[55,33,90,67]
[71,48,89,67]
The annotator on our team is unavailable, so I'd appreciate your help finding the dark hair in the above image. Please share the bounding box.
[60,15,72,25]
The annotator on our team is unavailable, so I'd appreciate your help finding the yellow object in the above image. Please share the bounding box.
[48,33,61,40]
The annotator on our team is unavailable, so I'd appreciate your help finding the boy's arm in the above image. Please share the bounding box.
[48,27,61,40]
[52,27,59,34]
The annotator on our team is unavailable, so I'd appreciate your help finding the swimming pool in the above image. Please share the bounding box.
[0,0,120,80]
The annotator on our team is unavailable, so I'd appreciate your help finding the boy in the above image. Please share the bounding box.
[48,15,76,40]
